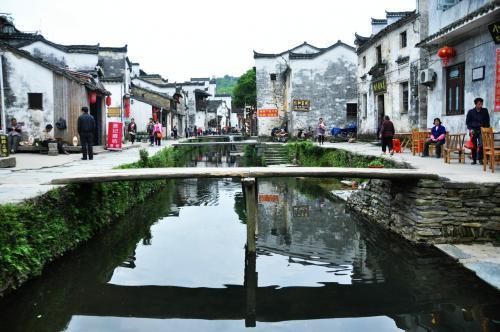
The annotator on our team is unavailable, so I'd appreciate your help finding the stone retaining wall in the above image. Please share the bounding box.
[347,179,500,244]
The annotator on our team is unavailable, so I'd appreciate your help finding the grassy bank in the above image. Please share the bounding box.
[0,147,192,296]
[286,141,398,168]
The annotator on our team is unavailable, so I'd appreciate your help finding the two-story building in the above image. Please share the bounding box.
[416,0,500,132]
[355,11,422,136]
[254,41,357,137]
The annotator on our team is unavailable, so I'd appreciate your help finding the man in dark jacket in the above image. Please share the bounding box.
[77,106,96,160]
[380,115,395,155]
[466,97,490,164]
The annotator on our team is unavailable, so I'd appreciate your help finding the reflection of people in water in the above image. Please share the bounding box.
[119,250,136,268]
[316,197,326,210]
[142,229,153,245]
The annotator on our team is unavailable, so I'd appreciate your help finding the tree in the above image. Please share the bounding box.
[233,68,256,108]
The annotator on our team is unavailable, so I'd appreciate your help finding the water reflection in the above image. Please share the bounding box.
[0,178,498,332]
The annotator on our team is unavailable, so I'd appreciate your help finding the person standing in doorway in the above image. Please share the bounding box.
[128,118,137,144]
[379,115,395,155]
[77,106,96,160]
[317,118,326,145]
[466,97,490,165]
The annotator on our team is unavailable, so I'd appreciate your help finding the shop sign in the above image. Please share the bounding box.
[257,109,278,117]
[107,122,123,150]
[259,194,279,203]
[292,99,310,111]
[372,78,387,94]
[107,107,121,117]
[488,21,500,44]
[0,134,9,157]
[495,49,500,112]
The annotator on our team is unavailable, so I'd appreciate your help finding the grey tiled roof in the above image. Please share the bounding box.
[207,100,223,113]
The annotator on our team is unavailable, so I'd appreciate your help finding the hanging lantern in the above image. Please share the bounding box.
[152,106,158,121]
[88,91,97,104]
[437,46,456,66]
[105,95,112,107]
[124,98,130,118]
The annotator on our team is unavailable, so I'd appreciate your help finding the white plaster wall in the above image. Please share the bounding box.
[4,51,55,139]
[292,44,321,54]
[21,41,97,71]
[255,55,289,135]
[426,27,498,133]
[130,98,152,133]
[195,111,206,130]
[427,0,489,36]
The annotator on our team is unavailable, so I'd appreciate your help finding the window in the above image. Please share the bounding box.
[28,93,43,109]
[346,103,357,122]
[400,31,407,48]
[446,63,465,115]
[362,56,366,68]
[270,73,277,81]
[437,0,459,10]
[362,94,368,118]
[376,45,382,64]
[400,82,409,113]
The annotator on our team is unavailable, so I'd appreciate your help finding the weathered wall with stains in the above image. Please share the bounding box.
[289,45,357,135]
[2,51,55,140]
[20,41,97,71]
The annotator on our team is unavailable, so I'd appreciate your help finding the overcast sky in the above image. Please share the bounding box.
[2,0,416,82]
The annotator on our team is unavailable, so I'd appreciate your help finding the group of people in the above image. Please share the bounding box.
[146,118,164,146]
[378,97,490,163]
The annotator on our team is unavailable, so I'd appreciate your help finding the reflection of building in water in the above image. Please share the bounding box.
[186,147,237,168]
[175,178,219,206]
[256,179,380,283]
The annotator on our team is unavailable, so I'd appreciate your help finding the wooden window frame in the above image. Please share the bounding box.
[446,63,465,116]
[400,31,407,48]
[401,82,409,113]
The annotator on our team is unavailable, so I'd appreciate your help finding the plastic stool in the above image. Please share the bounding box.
[392,138,402,153]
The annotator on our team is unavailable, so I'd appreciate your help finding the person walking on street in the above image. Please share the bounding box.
[147,118,154,146]
[128,118,137,144]
[317,118,326,145]
[380,115,395,155]
[6,118,22,154]
[466,97,490,165]
[153,120,162,146]
[77,106,96,160]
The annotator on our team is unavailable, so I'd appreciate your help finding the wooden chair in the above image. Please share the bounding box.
[481,127,500,172]
[411,129,429,156]
[443,133,466,163]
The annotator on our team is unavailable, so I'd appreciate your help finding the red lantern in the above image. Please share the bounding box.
[88,91,97,104]
[105,95,112,107]
[437,46,456,66]
[124,98,130,118]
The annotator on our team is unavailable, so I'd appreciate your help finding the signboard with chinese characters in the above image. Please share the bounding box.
[488,21,500,44]
[259,194,279,203]
[495,49,500,112]
[107,107,121,117]
[0,134,9,157]
[293,205,309,217]
[107,122,123,150]
[372,78,387,94]
[292,99,310,111]
[257,108,278,117]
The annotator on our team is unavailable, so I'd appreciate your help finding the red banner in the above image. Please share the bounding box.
[495,48,500,112]
[107,122,123,150]
[257,108,278,117]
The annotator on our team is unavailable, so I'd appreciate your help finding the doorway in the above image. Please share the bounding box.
[89,96,102,145]
[376,94,385,136]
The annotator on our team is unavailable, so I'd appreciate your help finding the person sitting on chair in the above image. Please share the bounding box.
[41,124,69,154]
[422,118,446,158]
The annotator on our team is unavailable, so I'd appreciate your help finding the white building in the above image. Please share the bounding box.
[416,0,500,132]
[355,11,422,135]
[254,41,357,137]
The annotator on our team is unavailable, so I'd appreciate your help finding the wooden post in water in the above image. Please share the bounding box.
[242,177,257,327]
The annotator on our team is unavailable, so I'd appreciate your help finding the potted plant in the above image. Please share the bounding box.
[367,159,384,168]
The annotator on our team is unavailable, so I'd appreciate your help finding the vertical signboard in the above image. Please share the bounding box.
[0,134,8,157]
[495,49,500,112]
[107,122,123,150]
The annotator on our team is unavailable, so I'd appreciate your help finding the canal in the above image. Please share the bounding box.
[0,147,499,331]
